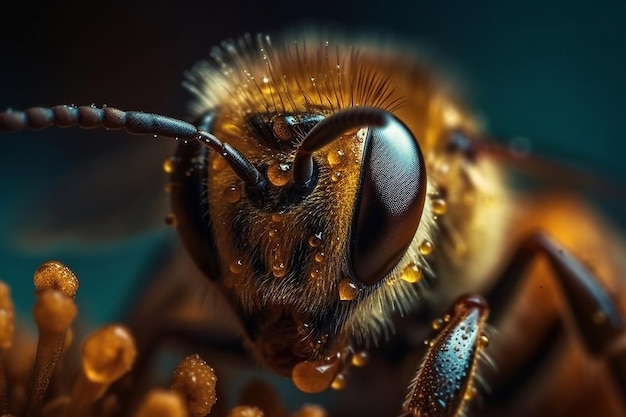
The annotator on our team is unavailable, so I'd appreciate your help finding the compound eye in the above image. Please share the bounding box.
[350,117,427,286]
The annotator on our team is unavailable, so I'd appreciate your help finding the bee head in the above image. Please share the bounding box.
[168,34,437,392]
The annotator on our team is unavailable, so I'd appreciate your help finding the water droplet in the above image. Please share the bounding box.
[223,184,242,203]
[331,171,342,182]
[308,232,323,247]
[351,351,369,367]
[443,314,451,323]
[267,161,291,186]
[292,356,340,394]
[269,228,279,238]
[314,251,325,263]
[419,241,434,255]
[164,213,177,226]
[464,386,478,401]
[162,157,177,174]
[327,149,346,167]
[401,263,423,283]
[229,259,244,274]
[310,269,320,280]
[431,318,443,330]
[479,334,490,348]
[338,278,358,301]
[431,198,448,215]
[331,372,347,390]
[272,262,287,278]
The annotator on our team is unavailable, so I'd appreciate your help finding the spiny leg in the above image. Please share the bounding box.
[402,295,490,417]
[486,231,626,409]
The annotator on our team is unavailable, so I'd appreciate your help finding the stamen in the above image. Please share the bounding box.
[134,389,187,417]
[66,324,137,417]
[25,286,77,417]
[171,354,217,417]
[0,282,15,414]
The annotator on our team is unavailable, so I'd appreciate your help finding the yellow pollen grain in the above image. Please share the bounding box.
[33,261,78,298]
[171,354,217,417]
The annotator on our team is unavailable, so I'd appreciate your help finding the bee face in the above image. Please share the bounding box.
[168,33,509,389]
[3,26,625,417]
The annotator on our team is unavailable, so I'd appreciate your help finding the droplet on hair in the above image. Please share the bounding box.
[418,241,433,256]
[272,262,287,278]
[351,351,369,367]
[223,184,242,203]
[330,372,347,390]
[327,149,346,168]
[230,259,244,274]
[330,171,342,182]
[292,356,340,394]
[338,278,358,301]
[479,334,490,348]
[431,198,448,215]
[432,318,444,330]
[400,263,423,283]
[308,232,323,248]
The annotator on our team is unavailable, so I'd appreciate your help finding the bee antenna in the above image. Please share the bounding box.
[0,105,267,191]
[292,107,389,186]
[196,131,267,191]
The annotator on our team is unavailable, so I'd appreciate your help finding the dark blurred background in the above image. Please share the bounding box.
[1,0,625,325]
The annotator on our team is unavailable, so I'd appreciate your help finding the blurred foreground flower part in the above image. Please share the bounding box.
[0,261,326,417]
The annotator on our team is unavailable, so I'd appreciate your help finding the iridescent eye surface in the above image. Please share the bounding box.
[350,116,426,286]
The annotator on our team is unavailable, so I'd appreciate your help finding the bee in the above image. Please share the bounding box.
[1,31,625,417]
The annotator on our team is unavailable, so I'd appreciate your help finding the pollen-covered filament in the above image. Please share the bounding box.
[403,295,490,417]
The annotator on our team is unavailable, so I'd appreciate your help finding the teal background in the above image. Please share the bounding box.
[1,0,624,325]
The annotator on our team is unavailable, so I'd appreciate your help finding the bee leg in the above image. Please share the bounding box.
[402,295,490,417]
[486,231,626,407]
